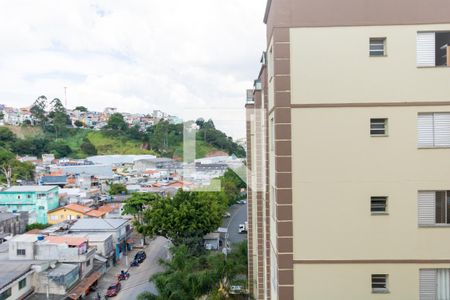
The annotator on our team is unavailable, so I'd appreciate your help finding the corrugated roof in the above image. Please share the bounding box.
[85,210,106,218]
[2,186,58,193]
[0,262,32,289]
[70,218,128,231]
[45,235,87,246]
[64,204,93,214]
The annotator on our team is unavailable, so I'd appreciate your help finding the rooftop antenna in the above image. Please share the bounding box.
[64,86,68,107]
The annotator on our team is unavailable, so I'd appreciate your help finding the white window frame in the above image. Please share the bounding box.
[370,118,388,136]
[369,37,387,57]
[371,196,388,215]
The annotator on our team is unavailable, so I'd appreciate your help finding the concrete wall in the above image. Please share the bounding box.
[290,24,450,105]
[9,241,34,260]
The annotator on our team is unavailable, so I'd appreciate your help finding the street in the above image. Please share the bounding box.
[93,236,170,300]
[222,202,247,246]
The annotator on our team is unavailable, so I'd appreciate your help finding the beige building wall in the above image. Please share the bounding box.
[295,263,450,300]
[291,104,450,298]
[290,24,450,105]
[291,100,450,260]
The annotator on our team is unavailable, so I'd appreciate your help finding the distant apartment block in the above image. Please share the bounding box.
[246,0,450,299]
[0,186,59,224]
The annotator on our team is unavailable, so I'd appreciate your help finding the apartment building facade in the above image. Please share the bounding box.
[246,0,450,299]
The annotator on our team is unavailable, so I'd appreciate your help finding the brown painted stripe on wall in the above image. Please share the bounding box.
[294,259,450,264]
[272,27,294,300]
[291,101,450,108]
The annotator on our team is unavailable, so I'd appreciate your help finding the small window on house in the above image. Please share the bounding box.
[86,258,91,267]
[371,197,388,214]
[19,278,27,289]
[0,288,12,300]
[372,274,389,293]
[370,38,386,56]
[17,249,26,256]
[370,118,388,136]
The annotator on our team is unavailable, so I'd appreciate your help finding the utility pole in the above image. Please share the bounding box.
[64,86,68,107]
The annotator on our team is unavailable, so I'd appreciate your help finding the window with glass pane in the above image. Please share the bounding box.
[370,118,388,136]
[370,38,386,56]
[0,288,11,300]
[371,196,387,213]
[435,191,450,224]
[19,278,26,289]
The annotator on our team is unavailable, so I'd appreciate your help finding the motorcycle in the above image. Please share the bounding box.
[117,270,130,281]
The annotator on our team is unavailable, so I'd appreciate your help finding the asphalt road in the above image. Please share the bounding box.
[94,236,170,299]
[222,202,247,246]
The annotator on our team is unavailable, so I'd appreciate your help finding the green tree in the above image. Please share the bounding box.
[219,168,247,205]
[49,98,69,138]
[30,95,48,128]
[74,120,84,128]
[122,192,161,244]
[138,242,248,300]
[109,183,128,195]
[49,142,72,158]
[142,190,227,247]
[0,127,16,147]
[0,149,34,187]
[74,106,88,112]
[26,223,50,231]
[80,138,97,156]
[105,113,127,131]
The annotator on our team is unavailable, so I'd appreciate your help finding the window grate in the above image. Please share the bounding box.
[371,196,387,213]
[372,274,389,293]
[370,38,386,56]
[370,118,388,136]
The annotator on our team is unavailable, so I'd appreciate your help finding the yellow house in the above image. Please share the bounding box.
[47,203,106,224]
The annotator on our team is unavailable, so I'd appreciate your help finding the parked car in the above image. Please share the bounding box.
[223,212,231,218]
[237,200,247,205]
[106,282,121,297]
[238,221,248,234]
[134,250,146,263]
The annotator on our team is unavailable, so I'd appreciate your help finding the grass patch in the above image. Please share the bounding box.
[86,131,155,156]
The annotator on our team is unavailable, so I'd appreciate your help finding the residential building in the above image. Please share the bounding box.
[0,212,28,235]
[0,186,59,224]
[0,262,35,300]
[69,218,131,261]
[8,234,95,278]
[34,263,80,296]
[47,204,106,225]
[69,232,115,269]
[246,1,450,299]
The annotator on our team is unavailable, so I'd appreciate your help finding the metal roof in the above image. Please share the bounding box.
[0,262,32,290]
[70,218,128,231]
[2,186,58,193]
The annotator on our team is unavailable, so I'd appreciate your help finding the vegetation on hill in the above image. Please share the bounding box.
[3,96,246,160]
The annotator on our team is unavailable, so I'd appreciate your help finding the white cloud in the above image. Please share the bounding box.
[0,0,266,138]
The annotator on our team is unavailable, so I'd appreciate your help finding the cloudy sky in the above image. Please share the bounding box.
[0,1,266,139]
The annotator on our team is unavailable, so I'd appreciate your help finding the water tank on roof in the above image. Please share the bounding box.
[37,235,45,241]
